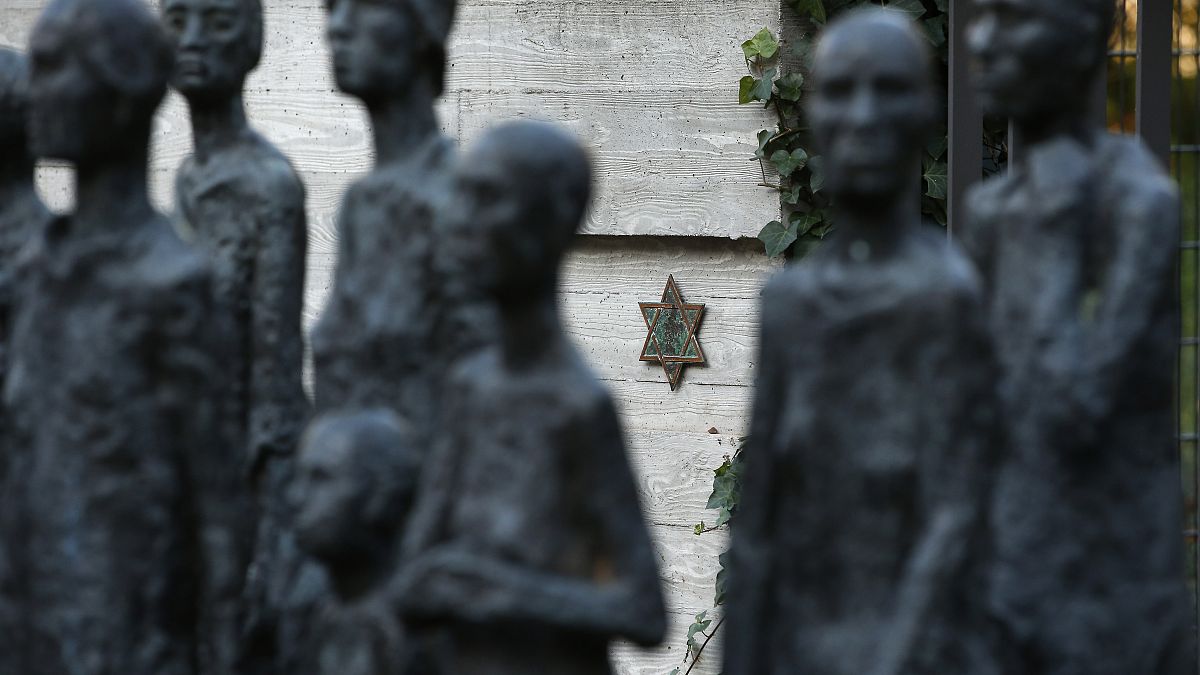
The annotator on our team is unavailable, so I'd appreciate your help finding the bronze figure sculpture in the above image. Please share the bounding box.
[396,121,667,675]
[0,45,52,675]
[292,410,421,675]
[310,0,474,424]
[160,0,311,668]
[964,0,1194,671]
[724,10,1001,675]
[4,0,252,672]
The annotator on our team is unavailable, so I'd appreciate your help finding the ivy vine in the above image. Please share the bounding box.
[743,0,953,259]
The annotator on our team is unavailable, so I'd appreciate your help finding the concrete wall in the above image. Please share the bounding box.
[0,1,782,671]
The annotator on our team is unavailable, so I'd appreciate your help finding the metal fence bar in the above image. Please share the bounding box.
[1139,0,1174,165]
[947,0,981,234]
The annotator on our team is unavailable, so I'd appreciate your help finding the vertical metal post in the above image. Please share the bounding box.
[1137,0,1173,166]
[948,0,982,235]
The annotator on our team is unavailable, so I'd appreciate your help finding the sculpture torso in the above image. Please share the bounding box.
[174,132,309,463]
[738,229,997,675]
[402,345,663,675]
[964,133,1190,671]
[311,135,455,423]
[4,216,228,675]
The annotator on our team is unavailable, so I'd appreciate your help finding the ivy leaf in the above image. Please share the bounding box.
[687,611,712,654]
[776,72,805,102]
[706,457,743,513]
[782,182,804,205]
[759,220,798,258]
[739,76,757,104]
[790,40,816,69]
[788,0,827,24]
[740,69,776,104]
[807,155,826,193]
[790,211,824,237]
[754,129,774,160]
[885,0,926,20]
[934,0,948,11]
[693,521,706,535]
[771,148,808,176]
[715,550,732,605]
[742,27,779,60]
[923,159,948,199]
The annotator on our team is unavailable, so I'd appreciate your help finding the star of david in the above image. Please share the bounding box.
[639,275,705,390]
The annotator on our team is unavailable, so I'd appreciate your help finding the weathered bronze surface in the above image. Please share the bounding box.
[396,121,667,675]
[3,0,253,672]
[0,45,51,675]
[293,410,420,675]
[639,274,705,390]
[724,10,1001,675]
[159,0,312,669]
[963,0,1195,671]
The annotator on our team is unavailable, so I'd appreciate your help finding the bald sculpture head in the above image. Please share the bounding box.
[27,0,173,163]
[809,8,936,207]
[969,0,1115,122]
[457,121,592,301]
[162,0,263,102]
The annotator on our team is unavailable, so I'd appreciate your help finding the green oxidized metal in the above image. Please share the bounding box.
[639,275,705,390]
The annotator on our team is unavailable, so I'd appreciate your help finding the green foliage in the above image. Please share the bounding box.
[741,0,956,258]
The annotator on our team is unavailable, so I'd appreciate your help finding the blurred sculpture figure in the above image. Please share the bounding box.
[292,410,421,675]
[396,121,667,675]
[160,0,310,669]
[310,0,480,427]
[723,10,1001,675]
[3,0,252,672]
[0,45,51,675]
[964,0,1194,672]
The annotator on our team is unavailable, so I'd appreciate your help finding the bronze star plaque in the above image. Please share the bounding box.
[639,275,705,390]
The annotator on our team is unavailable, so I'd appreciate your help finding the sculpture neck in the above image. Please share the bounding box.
[1013,106,1095,157]
[367,86,438,167]
[0,152,37,206]
[830,189,920,261]
[187,93,251,163]
[73,145,154,237]
[498,290,563,370]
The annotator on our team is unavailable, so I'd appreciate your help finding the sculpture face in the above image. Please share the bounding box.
[162,0,261,100]
[809,15,932,204]
[456,124,588,301]
[326,0,421,101]
[27,0,171,163]
[968,0,1102,121]
[27,10,113,162]
[292,430,365,560]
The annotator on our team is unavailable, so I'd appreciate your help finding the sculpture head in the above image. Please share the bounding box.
[27,0,173,164]
[161,0,263,102]
[292,409,419,566]
[0,48,31,159]
[325,0,457,103]
[809,9,936,207]
[456,121,591,302]
[968,0,1113,123]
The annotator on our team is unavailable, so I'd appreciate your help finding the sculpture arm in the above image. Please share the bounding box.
[722,283,790,675]
[1080,181,1179,425]
[247,176,310,475]
[155,270,254,673]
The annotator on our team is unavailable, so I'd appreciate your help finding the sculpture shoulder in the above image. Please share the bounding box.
[908,228,983,299]
[1099,134,1179,225]
[179,137,306,209]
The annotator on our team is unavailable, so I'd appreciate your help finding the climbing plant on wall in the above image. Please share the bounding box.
[745,0,952,258]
